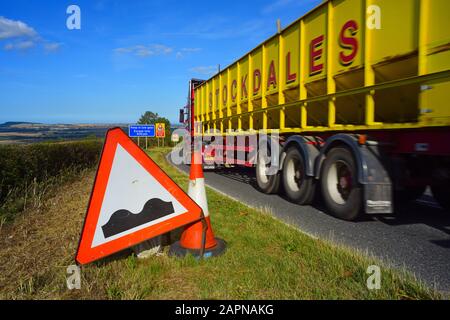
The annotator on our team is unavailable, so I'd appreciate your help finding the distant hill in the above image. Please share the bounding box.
[0,122,129,144]
[0,122,42,127]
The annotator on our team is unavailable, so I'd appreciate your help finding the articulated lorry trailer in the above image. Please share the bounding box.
[180,0,450,221]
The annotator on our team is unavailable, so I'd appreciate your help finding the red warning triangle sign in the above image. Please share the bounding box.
[76,128,202,265]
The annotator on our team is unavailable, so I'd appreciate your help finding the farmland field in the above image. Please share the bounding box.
[0,122,127,144]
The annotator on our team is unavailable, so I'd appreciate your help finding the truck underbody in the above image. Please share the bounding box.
[197,128,450,221]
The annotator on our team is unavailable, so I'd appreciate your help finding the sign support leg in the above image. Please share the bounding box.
[200,211,207,259]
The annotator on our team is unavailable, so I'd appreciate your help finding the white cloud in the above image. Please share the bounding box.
[181,48,202,53]
[176,47,202,59]
[163,16,270,41]
[4,40,35,51]
[0,16,61,53]
[44,42,61,53]
[114,44,173,58]
[189,66,218,76]
[0,16,37,40]
[114,47,132,54]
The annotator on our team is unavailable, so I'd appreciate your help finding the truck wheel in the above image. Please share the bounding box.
[282,147,315,205]
[321,147,362,221]
[431,185,450,212]
[256,150,280,194]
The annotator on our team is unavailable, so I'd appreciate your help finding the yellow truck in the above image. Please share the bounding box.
[180,0,450,220]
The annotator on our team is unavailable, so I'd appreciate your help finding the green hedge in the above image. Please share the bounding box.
[0,140,103,204]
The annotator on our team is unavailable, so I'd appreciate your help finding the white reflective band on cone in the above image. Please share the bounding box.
[188,178,209,217]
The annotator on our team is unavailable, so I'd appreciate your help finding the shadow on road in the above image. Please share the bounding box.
[211,166,259,189]
[212,165,450,247]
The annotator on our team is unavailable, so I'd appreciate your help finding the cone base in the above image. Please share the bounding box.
[169,238,226,258]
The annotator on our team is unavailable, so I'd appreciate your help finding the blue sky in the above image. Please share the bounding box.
[0,0,321,124]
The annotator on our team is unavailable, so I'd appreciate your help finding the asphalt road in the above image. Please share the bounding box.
[168,152,450,293]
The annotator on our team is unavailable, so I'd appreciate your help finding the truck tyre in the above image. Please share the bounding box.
[431,184,450,212]
[321,147,362,221]
[256,149,280,194]
[282,147,315,205]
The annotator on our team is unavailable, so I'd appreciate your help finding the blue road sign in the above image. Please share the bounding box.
[129,125,155,138]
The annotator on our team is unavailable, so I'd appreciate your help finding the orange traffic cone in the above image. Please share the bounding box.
[169,149,226,258]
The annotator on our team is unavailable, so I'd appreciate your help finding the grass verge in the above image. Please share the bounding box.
[0,147,442,299]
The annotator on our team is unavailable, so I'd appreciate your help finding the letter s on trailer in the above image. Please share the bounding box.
[181,0,450,221]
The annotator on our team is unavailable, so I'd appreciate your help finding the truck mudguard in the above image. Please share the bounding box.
[315,134,393,214]
[281,135,320,177]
